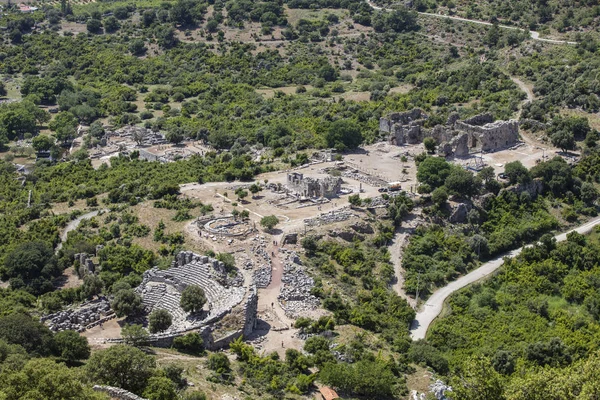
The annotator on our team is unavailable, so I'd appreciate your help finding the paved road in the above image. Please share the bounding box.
[366,0,577,45]
[409,215,600,340]
[55,210,104,253]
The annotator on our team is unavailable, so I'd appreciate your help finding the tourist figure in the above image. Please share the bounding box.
[282,341,284,348]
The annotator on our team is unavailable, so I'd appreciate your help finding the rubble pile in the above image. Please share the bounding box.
[367,195,390,207]
[249,235,272,288]
[43,297,113,332]
[304,209,356,227]
[278,250,319,317]
[253,267,272,288]
[341,169,388,187]
[430,380,453,400]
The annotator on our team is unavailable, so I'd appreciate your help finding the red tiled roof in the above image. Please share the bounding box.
[319,386,339,400]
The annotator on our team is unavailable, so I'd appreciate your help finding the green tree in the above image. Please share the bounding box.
[81,274,103,299]
[148,309,172,333]
[180,285,207,314]
[260,215,279,230]
[206,352,230,373]
[129,39,147,56]
[431,186,448,206]
[2,240,59,294]
[54,330,91,362]
[143,376,177,400]
[445,167,480,198]
[165,127,184,145]
[581,182,599,205]
[478,166,496,183]
[235,188,248,202]
[301,235,319,255]
[111,289,144,317]
[0,313,55,356]
[32,134,55,152]
[325,119,362,151]
[0,358,106,400]
[86,344,156,393]
[504,161,531,185]
[424,137,436,153]
[417,157,452,189]
[103,16,120,32]
[172,332,204,354]
[348,194,362,207]
[319,359,399,398]
[551,130,575,153]
[121,323,150,347]
[86,18,103,33]
[49,111,78,143]
[249,183,261,198]
[450,357,505,400]
[216,252,235,272]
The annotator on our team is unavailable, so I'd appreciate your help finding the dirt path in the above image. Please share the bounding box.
[254,235,304,356]
[510,76,534,120]
[409,215,600,340]
[511,76,534,103]
[389,231,417,308]
[366,0,577,45]
[55,209,105,253]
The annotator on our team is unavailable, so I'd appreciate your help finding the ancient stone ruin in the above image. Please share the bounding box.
[286,172,342,198]
[74,252,95,275]
[44,251,258,350]
[136,252,247,333]
[278,249,320,317]
[43,297,114,332]
[380,109,519,157]
[379,108,428,145]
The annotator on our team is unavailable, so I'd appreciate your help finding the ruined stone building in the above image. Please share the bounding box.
[379,109,428,145]
[286,172,342,198]
[43,251,258,350]
[380,110,520,157]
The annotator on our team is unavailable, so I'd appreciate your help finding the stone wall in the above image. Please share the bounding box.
[461,113,494,126]
[93,386,148,400]
[74,253,95,275]
[243,286,258,337]
[454,119,519,152]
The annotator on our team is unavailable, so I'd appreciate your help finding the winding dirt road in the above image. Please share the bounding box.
[55,210,105,253]
[366,0,577,45]
[409,215,600,340]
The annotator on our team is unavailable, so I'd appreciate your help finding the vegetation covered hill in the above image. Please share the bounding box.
[0,0,599,398]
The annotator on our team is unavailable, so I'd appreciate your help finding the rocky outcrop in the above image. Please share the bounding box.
[449,203,469,224]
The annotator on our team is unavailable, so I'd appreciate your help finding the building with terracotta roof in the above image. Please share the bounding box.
[318,386,340,400]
